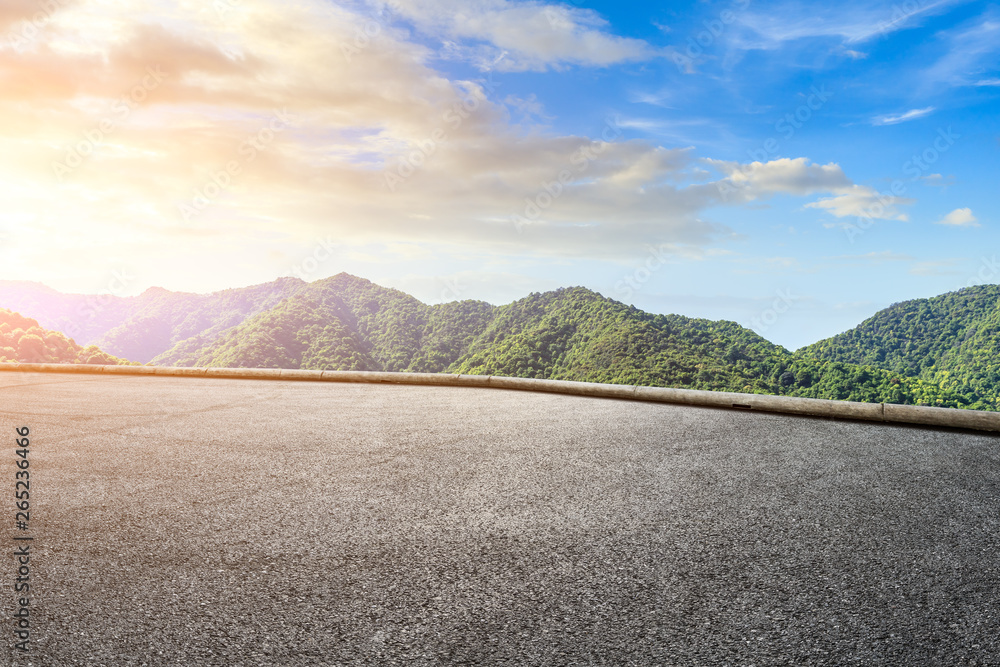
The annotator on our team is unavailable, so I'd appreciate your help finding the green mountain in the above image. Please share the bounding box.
[0,280,133,345]
[106,279,306,364]
[0,309,130,365]
[0,278,306,363]
[0,274,987,409]
[156,274,969,409]
[800,285,1000,410]
[158,274,495,372]
[448,286,962,406]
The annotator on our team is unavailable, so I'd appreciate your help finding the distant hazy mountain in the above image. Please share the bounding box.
[0,278,305,363]
[0,274,984,409]
[155,274,496,372]
[0,280,131,345]
[0,308,128,365]
[801,285,1000,410]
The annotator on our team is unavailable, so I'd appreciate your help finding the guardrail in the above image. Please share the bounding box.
[2,363,999,433]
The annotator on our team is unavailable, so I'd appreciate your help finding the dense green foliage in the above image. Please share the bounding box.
[449,287,967,407]
[800,285,1000,410]
[0,309,128,365]
[1,274,990,409]
[112,279,307,364]
[161,275,968,409]
[170,275,495,372]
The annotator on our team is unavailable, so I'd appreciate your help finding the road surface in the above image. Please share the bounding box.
[1,372,998,665]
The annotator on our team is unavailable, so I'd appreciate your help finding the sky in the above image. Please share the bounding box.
[1,0,998,350]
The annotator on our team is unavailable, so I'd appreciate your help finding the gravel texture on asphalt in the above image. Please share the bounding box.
[1,372,998,666]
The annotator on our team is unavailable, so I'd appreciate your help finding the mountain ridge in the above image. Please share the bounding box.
[0,277,308,362]
[0,275,994,410]
[801,284,1000,410]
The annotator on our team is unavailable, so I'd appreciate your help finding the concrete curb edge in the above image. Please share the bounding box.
[2,363,998,433]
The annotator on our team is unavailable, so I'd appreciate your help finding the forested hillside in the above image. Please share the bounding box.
[0,309,129,365]
[159,275,968,409]
[159,274,496,372]
[449,287,963,406]
[0,274,990,409]
[0,280,132,345]
[800,285,1000,410]
[108,278,306,364]
[0,278,306,363]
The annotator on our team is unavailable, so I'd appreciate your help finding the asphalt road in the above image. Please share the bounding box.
[1,372,998,666]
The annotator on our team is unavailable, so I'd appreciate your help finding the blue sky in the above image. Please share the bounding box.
[1,0,998,349]
[397,0,999,349]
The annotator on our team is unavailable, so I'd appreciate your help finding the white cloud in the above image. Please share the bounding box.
[705,158,912,224]
[388,0,654,71]
[936,207,980,227]
[922,14,1000,87]
[730,0,964,49]
[974,78,1000,86]
[922,173,955,188]
[0,0,708,264]
[872,107,935,125]
[0,0,925,293]
[503,93,550,121]
[707,157,851,196]
[805,185,910,221]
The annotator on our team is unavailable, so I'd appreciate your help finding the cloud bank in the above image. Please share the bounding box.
[0,0,916,291]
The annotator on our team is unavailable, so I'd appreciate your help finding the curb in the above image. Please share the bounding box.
[2,363,999,433]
